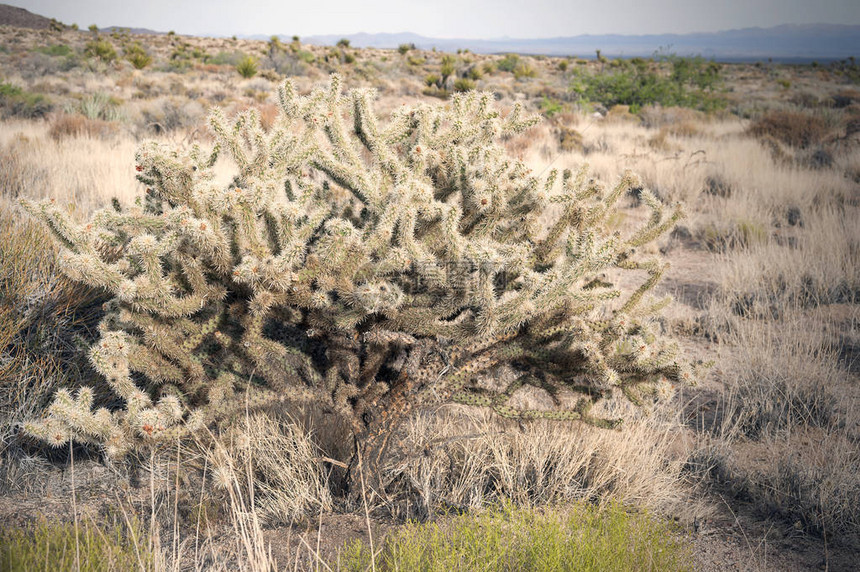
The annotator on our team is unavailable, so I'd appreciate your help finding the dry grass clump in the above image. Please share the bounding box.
[712,320,852,440]
[555,124,583,152]
[0,202,105,452]
[48,112,118,141]
[206,413,333,526]
[714,208,859,316]
[382,403,699,522]
[135,96,205,135]
[748,110,830,149]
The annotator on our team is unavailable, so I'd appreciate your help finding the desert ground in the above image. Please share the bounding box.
[0,22,858,571]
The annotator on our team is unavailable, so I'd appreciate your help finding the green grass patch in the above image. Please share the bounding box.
[34,44,72,57]
[0,518,155,572]
[338,501,691,571]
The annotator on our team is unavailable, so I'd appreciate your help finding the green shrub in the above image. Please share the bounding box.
[0,82,52,119]
[84,38,117,63]
[338,502,691,572]
[540,96,564,117]
[124,42,152,70]
[453,77,476,92]
[208,50,246,66]
[296,50,315,64]
[568,56,725,112]
[513,62,537,80]
[497,53,521,73]
[236,55,258,78]
[398,43,415,55]
[76,92,124,122]
[440,54,456,85]
[21,76,689,488]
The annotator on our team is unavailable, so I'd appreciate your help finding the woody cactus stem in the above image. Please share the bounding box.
[21,74,691,468]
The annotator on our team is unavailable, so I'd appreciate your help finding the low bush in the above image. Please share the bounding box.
[748,110,830,149]
[497,53,521,73]
[124,42,152,70]
[0,82,52,119]
[84,38,117,63]
[569,56,725,112]
[33,44,72,57]
[452,77,475,92]
[236,55,258,78]
[48,114,118,141]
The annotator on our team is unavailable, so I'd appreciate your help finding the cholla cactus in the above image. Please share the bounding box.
[21,75,690,466]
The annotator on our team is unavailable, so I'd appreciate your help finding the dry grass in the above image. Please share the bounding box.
[0,201,105,453]
[383,403,704,523]
[748,110,831,149]
[207,413,333,526]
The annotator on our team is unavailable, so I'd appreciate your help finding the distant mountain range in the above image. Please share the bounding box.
[289,25,859,62]
[0,3,856,63]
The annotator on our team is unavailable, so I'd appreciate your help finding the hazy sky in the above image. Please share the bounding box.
[7,0,860,38]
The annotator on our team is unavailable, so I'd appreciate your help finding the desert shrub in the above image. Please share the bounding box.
[0,82,52,119]
[540,96,563,117]
[75,92,124,122]
[557,125,583,152]
[123,42,152,70]
[569,57,725,112]
[20,76,689,491]
[398,43,415,55]
[84,37,117,63]
[497,53,521,73]
[208,50,246,67]
[33,44,72,57]
[748,110,830,149]
[339,501,691,572]
[439,54,456,85]
[236,55,258,78]
[138,97,204,134]
[452,77,475,92]
[513,62,537,80]
[48,114,118,141]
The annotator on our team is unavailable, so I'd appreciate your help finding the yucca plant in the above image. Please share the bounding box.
[236,55,258,78]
